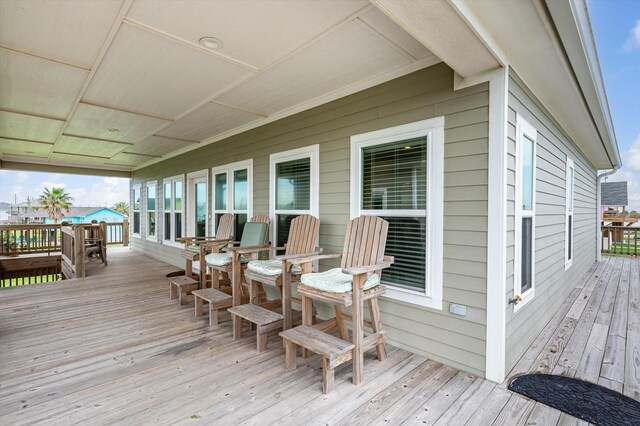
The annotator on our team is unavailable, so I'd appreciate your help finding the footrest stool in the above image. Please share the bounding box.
[168,275,199,306]
[280,325,354,394]
[228,304,284,352]
[192,288,232,326]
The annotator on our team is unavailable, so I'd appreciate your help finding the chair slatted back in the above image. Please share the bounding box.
[340,216,389,269]
[251,215,271,226]
[284,215,320,256]
[216,213,235,240]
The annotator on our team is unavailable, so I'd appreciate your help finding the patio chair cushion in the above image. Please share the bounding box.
[300,268,380,293]
[247,259,302,276]
[205,253,252,267]
[240,222,269,247]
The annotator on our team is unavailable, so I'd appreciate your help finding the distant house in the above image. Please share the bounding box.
[22,207,125,224]
[601,181,628,217]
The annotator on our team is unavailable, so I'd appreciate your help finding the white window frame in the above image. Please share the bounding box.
[350,117,444,309]
[513,114,537,312]
[186,170,209,238]
[162,175,185,248]
[211,159,253,236]
[131,183,141,239]
[146,181,158,242]
[565,157,575,270]
[269,145,319,246]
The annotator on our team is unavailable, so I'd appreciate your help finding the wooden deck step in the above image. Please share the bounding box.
[229,304,284,327]
[280,325,353,366]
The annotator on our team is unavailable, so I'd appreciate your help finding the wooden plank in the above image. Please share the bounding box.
[524,403,561,426]
[624,329,640,399]
[463,386,511,425]
[433,378,495,425]
[628,258,640,332]
[490,395,535,426]
[574,322,608,383]
[601,334,626,383]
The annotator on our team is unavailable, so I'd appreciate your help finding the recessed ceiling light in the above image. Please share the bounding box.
[199,36,223,50]
[404,146,412,150]
[107,128,119,133]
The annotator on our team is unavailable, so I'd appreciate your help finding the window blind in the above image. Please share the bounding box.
[215,173,227,211]
[234,169,248,210]
[276,158,310,210]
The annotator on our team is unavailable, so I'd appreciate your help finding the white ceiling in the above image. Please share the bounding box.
[0,0,438,173]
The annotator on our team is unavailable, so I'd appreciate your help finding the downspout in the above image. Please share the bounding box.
[596,166,619,261]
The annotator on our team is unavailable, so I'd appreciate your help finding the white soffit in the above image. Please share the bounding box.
[55,135,132,157]
[0,0,124,69]
[125,135,198,157]
[370,0,500,78]
[0,48,88,118]
[66,103,170,143]
[0,139,54,156]
[459,0,614,168]
[0,111,65,143]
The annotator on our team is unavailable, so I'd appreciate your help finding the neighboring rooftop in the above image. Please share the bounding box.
[601,181,628,206]
[21,206,121,219]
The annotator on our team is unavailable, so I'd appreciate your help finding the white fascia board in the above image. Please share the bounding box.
[545,0,621,167]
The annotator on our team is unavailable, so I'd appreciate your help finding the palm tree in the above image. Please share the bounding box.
[113,201,129,217]
[38,187,73,223]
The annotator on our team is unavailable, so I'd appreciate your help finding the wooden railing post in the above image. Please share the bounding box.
[123,218,129,247]
[74,225,85,278]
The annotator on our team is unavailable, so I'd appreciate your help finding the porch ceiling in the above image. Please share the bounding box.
[0,0,442,174]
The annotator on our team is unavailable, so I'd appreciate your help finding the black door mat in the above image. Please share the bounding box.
[508,374,640,426]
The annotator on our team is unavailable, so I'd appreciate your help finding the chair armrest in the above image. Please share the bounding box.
[200,238,234,247]
[273,250,323,261]
[288,252,342,265]
[224,244,271,253]
[342,256,394,275]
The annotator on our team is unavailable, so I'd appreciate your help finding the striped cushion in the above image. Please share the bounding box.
[247,259,302,276]
[300,268,380,293]
[205,253,250,267]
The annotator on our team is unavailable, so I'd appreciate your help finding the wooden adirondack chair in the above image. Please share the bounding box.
[180,213,234,284]
[280,216,393,393]
[228,214,320,352]
[192,216,270,326]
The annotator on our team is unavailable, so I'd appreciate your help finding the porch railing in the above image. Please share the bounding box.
[601,225,639,256]
[0,255,61,287]
[0,220,128,256]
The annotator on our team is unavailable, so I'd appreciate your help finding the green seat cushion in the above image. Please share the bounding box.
[240,222,268,246]
[247,259,302,276]
[186,244,199,253]
[300,268,380,293]
[205,253,251,267]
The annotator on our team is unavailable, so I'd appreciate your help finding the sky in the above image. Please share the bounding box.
[588,0,640,211]
[0,1,638,211]
[0,170,129,208]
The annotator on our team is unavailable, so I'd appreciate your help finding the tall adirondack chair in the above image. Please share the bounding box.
[228,214,320,352]
[280,216,393,393]
[191,217,269,326]
[180,213,234,284]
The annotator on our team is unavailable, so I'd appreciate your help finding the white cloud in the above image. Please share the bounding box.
[625,135,640,172]
[623,20,640,51]
[15,172,29,184]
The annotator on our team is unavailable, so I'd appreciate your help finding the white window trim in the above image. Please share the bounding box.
[146,180,158,242]
[162,175,185,248]
[186,170,209,238]
[350,117,444,310]
[131,183,141,239]
[211,159,253,236]
[269,145,319,246]
[565,157,575,270]
[513,114,537,313]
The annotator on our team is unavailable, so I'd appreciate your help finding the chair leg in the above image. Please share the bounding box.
[249,279,260,304]
[232,313,242,340]
[212,266,220,289]
[302,294,313,359]
[195,295,203,317]
[209,302,217,326]
[170,282,176,300]
[284,339,297,372]
[351,275,365,385]
[257,330,267,353]
[322,358,334,394]
[334,305,350,341]
[368,298,387,361]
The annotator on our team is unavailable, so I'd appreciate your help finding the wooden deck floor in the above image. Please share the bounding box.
[0,250,637,425]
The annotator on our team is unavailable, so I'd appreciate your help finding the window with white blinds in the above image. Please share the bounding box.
[146,182,157,241]
[270,146,319,247]
[212,160,252,239]
[351,118,444,309]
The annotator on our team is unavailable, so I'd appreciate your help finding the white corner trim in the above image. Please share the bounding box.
[485,67,508,383]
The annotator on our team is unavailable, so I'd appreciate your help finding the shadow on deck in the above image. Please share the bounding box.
[0,250,637,425]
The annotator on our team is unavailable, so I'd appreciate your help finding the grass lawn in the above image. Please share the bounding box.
[1,274,61,287]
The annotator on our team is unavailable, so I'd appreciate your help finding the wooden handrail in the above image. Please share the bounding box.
[601,225,639,256]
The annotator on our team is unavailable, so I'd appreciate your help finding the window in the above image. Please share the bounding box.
[132,184,141,237]
[514,114,537,311]
[146,181,157,241]
[163,175,184,246]
[212,160,252,238]
[565,157,575,269]
[351,118,444,309]
[270,145,319,247]
[187,170,208,238]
